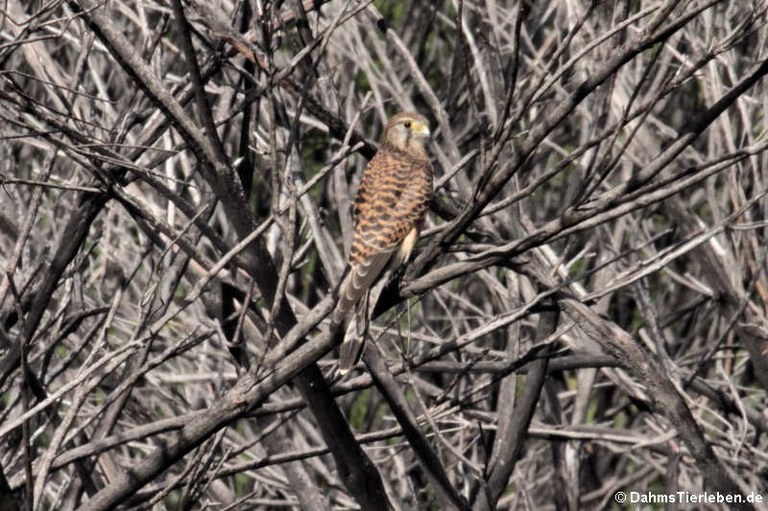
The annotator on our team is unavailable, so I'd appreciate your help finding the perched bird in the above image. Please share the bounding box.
[331,111,433,374]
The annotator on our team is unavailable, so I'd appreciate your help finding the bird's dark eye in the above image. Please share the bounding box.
[403,121,412,129]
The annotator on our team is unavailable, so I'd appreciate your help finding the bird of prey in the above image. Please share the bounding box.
[331,111,433,374]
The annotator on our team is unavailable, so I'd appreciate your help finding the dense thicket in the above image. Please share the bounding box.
[1,1,768,509]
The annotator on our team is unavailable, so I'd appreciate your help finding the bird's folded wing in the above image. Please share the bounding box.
[331,249,394,326]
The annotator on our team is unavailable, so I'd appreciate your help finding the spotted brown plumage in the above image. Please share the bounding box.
[332,111,433,374]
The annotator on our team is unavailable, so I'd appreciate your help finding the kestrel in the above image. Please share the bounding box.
[331,111,433,374]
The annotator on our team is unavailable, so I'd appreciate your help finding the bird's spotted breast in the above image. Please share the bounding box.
[349,151,432,267]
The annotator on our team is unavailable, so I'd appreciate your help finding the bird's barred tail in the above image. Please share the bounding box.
[338,299,368,374]
[331,252,390,326]
[332,252,394,374]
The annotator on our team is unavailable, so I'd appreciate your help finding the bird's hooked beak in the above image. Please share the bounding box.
[411,120,430,138]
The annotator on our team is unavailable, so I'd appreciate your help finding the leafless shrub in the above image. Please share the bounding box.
[1,0,768,509]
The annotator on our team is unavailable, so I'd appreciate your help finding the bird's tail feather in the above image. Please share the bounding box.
[337,272,392,374]
[338,296,369,374]
[331,251,392,327]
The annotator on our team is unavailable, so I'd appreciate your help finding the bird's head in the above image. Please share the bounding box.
[382,111,430,156]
